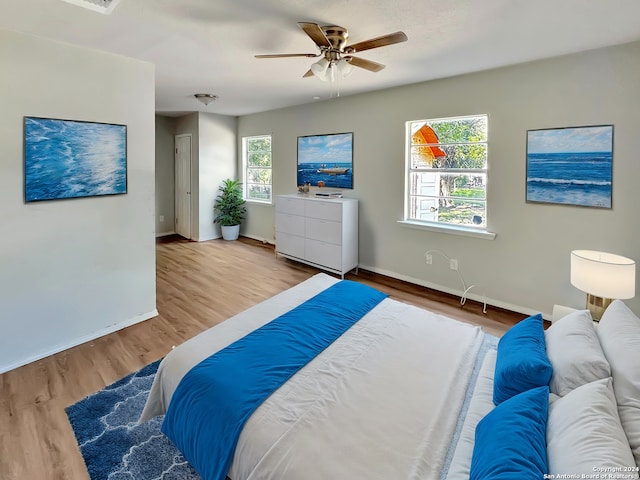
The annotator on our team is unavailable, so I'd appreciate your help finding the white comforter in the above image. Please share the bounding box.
[140,273,484,480]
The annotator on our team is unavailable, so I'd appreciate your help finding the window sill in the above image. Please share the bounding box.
[397,220,496,240]
[245,199,273,206]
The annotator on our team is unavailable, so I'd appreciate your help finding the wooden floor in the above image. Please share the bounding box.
[0,236,524,480]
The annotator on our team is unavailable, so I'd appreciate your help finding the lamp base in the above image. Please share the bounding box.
[586,294,613,321]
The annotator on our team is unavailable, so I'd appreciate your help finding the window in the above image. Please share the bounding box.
[243,135,272,203]
[405,114,488,229]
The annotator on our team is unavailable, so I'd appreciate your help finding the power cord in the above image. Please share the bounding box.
[424,249,487,314]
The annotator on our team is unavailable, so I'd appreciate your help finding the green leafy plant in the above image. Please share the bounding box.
[213,179,246,226]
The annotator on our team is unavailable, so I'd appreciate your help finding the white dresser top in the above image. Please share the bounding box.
[278,193,357,203]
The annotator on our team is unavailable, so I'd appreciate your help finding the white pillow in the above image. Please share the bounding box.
[547,378,638,476]
[597,300,640,467]
[545,309,611,396]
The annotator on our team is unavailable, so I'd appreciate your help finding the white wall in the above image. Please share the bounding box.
[0,29,157,373]
[197,113,237,241]
[238,41,640,318]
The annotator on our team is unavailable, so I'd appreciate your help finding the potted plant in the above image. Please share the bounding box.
[213,178,246,241]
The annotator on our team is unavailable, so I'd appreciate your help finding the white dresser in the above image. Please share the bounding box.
[275,194,358,278]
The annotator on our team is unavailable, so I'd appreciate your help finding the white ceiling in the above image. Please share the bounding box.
[3,0,640,116]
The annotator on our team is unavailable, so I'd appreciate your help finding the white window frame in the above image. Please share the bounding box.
[401,114,495,240]
[242,134,272,204]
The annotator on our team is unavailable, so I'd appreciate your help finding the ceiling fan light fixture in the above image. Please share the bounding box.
[311,58,330,80]
[255,22,408,87]
[336,58,353,78]
[194,93,218,106]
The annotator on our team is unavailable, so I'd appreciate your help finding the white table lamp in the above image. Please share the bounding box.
[570,250,636,320]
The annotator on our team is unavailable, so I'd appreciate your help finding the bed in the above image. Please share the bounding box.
[140,273,640,480]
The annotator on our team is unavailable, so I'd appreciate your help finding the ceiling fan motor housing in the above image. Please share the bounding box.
[321,26,349,52]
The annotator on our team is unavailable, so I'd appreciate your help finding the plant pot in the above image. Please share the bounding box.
[221,224,240,241]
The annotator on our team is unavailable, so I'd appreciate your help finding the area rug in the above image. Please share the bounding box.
[65,360,200,479]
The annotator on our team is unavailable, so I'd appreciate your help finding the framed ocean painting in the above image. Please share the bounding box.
[297,132,353,189]
[526,125,613,208]
[24,116,127,202]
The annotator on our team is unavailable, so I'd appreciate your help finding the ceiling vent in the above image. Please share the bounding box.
[59,0,123,15]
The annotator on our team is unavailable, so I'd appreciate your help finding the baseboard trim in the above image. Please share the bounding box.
[242,233,275,245]
[0,309,159,374]
[155,230,175,237]
[358,263,550,320]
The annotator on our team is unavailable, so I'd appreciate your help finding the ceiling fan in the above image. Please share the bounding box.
[255,22,408,80]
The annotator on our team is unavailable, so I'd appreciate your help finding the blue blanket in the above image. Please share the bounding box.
[162,280,388,480]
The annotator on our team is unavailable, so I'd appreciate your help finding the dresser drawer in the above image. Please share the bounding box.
[276,196,305,216]
[305,238,342,271]
[276,232,305,259]
[275,195,357,276]
[276,212,305,237]
[305,200,342,222]
[305,217,342,245]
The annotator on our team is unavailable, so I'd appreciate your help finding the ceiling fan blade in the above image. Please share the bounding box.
[346,56,385,72]
[255,53,319,59]
[298,22,331,48]
[347,31,408,53]
[303,69,314,78]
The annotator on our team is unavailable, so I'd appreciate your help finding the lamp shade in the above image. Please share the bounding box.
[336,58,353,78]
[311,58,330,81]
[570,250,635,299]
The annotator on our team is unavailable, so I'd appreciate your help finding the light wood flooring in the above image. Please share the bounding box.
[0,236,524,480]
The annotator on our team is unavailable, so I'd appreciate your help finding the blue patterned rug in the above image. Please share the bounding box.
[65,360,200,479]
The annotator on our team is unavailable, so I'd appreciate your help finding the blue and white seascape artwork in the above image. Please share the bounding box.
[297,132,353,189]
[526,125,613,208]
[24,117,127,202]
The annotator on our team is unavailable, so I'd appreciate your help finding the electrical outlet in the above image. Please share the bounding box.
[450,259,458,271]
[425,254,433,265]
[159,215,165,222]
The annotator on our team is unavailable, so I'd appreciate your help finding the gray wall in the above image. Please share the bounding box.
[0,29,157,372]
[238,41,640,318]
[155,115,176,236]
[176,113,199,239]
[167,112,238,241]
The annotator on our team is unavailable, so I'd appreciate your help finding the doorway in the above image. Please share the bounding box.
[175,134,192,239]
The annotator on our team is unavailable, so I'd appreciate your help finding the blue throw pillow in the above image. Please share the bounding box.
[493,313,552,405]
[471,386,549,480]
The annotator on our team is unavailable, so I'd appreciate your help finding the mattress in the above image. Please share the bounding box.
[140,273,490,480]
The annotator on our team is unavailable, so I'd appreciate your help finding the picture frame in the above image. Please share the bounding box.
[24,116,127,202]
[526,125,613,208]
[297,132,353,189]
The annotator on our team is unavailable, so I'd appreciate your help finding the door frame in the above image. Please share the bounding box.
[174,134,192,239]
